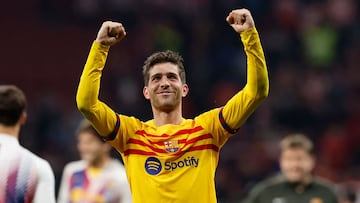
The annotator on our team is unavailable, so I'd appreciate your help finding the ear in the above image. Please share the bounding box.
[309,155,316,170]
[279,153,284,168]
[143,86,150,100]
[182,84,189,97]
[19,112,27,125]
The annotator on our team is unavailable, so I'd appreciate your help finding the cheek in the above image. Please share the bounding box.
[280,160,291,170]
[280,158,299,169]
[78,142,96,153]
[78,146,89,155]
[281,158,313,172]
[144,86,155,100]
[77,142,85,152]
[303,159,315,170]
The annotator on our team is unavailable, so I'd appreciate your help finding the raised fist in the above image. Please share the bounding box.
[96,21,126,46]
[226,9,255,33]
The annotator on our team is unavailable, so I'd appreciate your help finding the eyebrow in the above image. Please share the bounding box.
[167,72,178,77]
[151,72,179,79]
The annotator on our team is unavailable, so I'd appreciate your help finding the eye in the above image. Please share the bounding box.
[152,75,161,81]
[168,74,178,80]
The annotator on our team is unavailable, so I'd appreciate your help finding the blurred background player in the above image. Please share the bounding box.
[57,119,132,203]
[0,85,56,203]
[243,133,338,203]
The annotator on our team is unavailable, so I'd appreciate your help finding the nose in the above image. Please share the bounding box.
[160,77,170,88]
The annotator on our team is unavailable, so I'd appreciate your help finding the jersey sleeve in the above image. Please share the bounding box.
[33,159,56,203]
[194,108,232,148]
[107,114,143,153]
[222,27,269,132]
[76,41,118,138]
[76,42,143,151]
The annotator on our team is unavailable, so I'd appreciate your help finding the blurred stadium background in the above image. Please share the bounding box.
[1,0,359,202]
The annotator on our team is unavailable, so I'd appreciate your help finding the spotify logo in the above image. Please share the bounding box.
[145,157,162,175]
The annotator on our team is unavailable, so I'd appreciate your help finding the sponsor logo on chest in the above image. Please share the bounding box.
[145,156,200,175]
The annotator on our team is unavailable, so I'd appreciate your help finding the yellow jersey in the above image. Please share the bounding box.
[76,27,269,203]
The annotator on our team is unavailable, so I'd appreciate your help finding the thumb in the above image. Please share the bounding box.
[106,37,118,45]
[230,24,249,33]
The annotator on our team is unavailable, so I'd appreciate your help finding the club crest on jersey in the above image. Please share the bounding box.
[164,140,180,153]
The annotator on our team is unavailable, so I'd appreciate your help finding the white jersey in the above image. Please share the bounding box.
[0,133,56,203]
[58,159,132,203]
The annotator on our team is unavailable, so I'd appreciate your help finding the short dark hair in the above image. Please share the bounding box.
[280,133,314,155]
[142,50,186,86]
[75,119,104,142]
[0,85,27,126]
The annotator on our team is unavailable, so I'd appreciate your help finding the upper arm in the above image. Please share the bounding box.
[107,115,143,153]
[84,101,119,138]
[222,88,263,131]
[195,109,233,147]
[33,160,56,203]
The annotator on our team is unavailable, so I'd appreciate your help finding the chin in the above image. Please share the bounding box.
[286,175,302,183]
[156,103,176,112]
[287,178,301,183]
[80,155,94,163]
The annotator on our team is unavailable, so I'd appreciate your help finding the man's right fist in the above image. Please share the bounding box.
[226,9,255,33]
[96,21,126,46]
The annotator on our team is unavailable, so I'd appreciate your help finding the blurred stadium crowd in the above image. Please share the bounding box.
[1,0,360,202]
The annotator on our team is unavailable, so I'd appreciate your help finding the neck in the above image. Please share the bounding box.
[292,174,313,193]
[0,124,20,138]
[152,107,183,126]
[301,173,313,185]
[90,155,111,168]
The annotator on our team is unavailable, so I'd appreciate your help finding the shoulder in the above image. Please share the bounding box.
[119,114,148,131]
[249,174,286,195]
[63,160,87,174]
[120,114,143,124]
[22,148,54,174]
[108,159,127,174]
[310,177,339,202]
[244,175,286,203]
[106,159,128,180]
[195,108,221,120]
[193,108,222,127]
[20,148,55,185]
[109,159,125,168]
[313,177,337,193]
